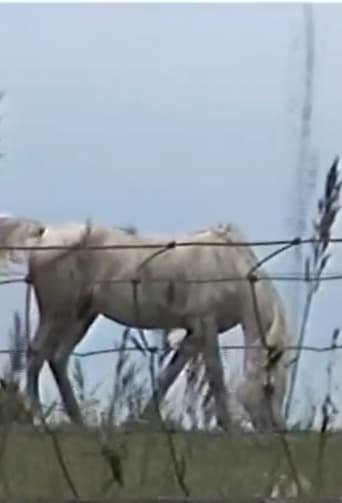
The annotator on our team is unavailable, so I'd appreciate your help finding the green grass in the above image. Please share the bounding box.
[0,426,341,499]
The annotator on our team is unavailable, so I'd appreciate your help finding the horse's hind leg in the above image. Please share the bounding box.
[48,314,96,425]
[49,355,81,424]
[194,316,231,431]
[26,318,58,419]
[141,329,200,419]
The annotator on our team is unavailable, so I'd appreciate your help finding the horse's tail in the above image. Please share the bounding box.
[0,216,46,266]
[0,216,93,270]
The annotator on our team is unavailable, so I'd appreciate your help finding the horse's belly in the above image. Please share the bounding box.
[93,280,240,332]
[93,283,183,330]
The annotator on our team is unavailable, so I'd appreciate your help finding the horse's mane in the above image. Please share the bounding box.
[211,223,261,270]
[212,224,293,348]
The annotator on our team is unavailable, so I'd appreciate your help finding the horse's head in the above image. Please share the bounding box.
[236,352,287,431]
[237,292,292,432]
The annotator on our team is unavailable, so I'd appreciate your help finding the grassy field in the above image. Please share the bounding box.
[0,425,340,500]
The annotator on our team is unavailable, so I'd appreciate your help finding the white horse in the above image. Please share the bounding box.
[0,216,292,430]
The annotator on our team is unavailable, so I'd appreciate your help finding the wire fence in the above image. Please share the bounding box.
[0,232,340,396]
[1,232,341,360]
[0,228,342,501]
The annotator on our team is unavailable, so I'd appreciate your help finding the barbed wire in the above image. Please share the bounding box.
[0,343,337,359]
[1,234,342,252]
[3,271,342,286]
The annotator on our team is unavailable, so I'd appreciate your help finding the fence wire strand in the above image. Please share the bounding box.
[0,343,337,358]
[2,234,342,251]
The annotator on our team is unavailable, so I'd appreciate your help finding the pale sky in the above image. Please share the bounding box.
[1,3,342,426]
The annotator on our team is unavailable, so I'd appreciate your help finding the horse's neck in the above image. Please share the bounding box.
[211,224,261,269]
[227,230,291,353]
